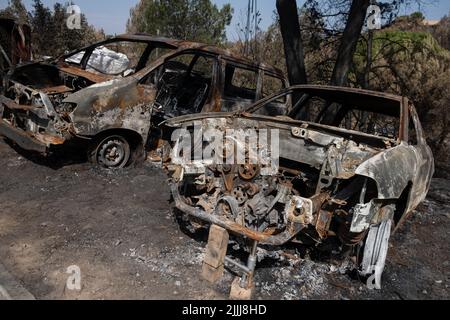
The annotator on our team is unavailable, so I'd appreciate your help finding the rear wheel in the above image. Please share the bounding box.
[91,135,131,169]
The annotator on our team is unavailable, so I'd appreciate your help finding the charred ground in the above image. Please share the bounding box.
[0,138,448,300]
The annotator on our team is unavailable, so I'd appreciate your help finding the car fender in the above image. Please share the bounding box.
[355,143,417,199]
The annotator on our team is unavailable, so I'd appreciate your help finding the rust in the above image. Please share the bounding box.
[34,132,65,145]
[40,85,73,95]
[0,96,35,111]
[58,64,113,83]
[165,84,434,287]
[315,210,333,239]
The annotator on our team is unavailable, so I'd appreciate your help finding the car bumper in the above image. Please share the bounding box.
[0,118,48,153]
[0,96,64,153]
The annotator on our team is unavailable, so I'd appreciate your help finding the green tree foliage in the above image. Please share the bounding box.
[127,0,233,44]
[1,0,101,58]
[354,30,450,174]
[232,7,450,175]
[30,0,98,57]
[0,0,29,23]
[29,0,53,56]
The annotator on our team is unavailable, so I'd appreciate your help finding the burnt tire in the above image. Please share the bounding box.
[90,135,131,169]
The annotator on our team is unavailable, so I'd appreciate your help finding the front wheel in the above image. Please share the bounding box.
[91,135,131,169]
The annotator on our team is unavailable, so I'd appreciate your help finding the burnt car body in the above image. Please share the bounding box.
[0,34,287,168]
[164,85,434,290]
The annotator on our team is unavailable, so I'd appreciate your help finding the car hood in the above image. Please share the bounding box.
[164,112,386,180]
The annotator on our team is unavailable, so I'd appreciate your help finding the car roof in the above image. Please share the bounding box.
[282,85,404,116]
[100,34,286,78]
[288,85,403,101]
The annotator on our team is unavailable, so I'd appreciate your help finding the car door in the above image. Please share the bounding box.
[142,51,219,118]
[220,62,260,112]
[257,71,290,116]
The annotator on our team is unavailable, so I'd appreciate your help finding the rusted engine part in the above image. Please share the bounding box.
[172,183,304,246]
[169,162,360,292]
[1,63,97,150]
[172,171,399,268]
[170,159,373,243]
[170,162,333,246]
[0,89,69,152]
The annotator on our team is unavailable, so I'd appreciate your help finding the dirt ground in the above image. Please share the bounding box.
[0,138,448,300]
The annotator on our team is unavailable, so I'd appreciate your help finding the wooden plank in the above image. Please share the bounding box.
[201,263,225,284]
[201,225,229,283]
[203,225,229,268]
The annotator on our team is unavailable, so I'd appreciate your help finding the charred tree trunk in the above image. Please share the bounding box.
[364,30,374,89]
[320,0,370,125]
[331,0,370,86]
[276,0,307,86]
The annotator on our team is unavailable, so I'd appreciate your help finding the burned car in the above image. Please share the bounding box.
[164,85,434,292]
[0,34,287,168]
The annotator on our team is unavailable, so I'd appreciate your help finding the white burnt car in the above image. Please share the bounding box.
[164,85,434,290]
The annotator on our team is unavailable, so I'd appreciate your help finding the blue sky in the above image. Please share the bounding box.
[1,0,449,40]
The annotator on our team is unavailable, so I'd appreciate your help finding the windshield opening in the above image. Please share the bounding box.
[64,41,176,77]
[250,88,401,140]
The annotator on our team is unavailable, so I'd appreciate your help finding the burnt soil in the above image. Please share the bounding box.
[0,138,448,300]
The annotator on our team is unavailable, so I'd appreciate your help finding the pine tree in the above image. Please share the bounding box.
[127,0,233,45]
[30,0,53,56]
[0,0,29,23]
[29,0,98,57]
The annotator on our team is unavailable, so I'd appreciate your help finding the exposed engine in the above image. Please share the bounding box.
[170,160,381,249]
[0,63,95,144]
[179,164,288,233]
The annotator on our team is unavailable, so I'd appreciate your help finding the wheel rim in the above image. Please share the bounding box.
[97,136,130,168]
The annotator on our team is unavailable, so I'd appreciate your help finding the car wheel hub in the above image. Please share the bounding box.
[98,138,129,168]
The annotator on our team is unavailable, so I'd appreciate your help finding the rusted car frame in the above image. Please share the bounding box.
[164,85,434,290]
[0,34,287,168]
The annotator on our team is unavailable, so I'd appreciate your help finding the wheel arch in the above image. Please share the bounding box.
[355,145,416,200]
[91,128,144,148]
[393,181,414,229]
